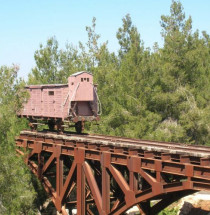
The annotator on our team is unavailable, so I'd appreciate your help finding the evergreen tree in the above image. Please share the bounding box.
[148,0,210,144]
[0,65,37,214]
[28,37,61,84]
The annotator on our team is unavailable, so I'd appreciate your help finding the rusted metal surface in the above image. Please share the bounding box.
[16,130,210,215]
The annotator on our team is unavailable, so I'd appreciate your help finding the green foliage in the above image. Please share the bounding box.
[28,37,61,84]
[116,14,141,57]
[0,66,37,214]
[0,150,37,215]
[148,0,210,144]
[0,65,28,148]
[28,0,210,146]
[0,0,209,213]
[158,206,179,215]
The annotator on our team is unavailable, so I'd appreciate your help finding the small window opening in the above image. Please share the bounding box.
[87,78,89,82]
[84,78,86,81]
[48,91,54,96]
[81,78,83,82]
[71,82,74,85]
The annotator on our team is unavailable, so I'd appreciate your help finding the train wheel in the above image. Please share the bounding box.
[56,120,64,134]
[48,121,55,131]
[75,121,82,134]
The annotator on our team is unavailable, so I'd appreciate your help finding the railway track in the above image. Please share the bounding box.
[87,133,210,156]
[20,130,210,158]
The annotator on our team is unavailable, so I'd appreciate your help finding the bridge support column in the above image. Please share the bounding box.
[54,145,63,211]
[101,152,111,214]
[35,142,43,180]
[75,148,85,215]
[129,171,138,192]
[56,156,63,195]
[37,152,44,180]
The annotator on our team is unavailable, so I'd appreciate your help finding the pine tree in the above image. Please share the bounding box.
[0,65,37,214]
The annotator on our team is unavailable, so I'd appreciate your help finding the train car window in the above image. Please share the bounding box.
[87,78,89,82]
[48,91,54,96]
[81,78,83,82]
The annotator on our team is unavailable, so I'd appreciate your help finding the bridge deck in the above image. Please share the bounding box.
[16,130,210,215]
[20,130,210,157]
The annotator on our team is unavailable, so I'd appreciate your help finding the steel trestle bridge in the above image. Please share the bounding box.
[16,130,210,215]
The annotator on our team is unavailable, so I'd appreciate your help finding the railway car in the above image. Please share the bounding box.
[19,71,101,133]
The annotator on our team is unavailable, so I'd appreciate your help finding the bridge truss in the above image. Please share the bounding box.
[16,131,210,215]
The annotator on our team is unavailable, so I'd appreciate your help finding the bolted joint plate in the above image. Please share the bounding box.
[53,144,61,158]
[185,164,194,177]
[34,141,42,154]
[125,190,136,208]
[127,156,141,172]
[101,152,111,168]
[74,147,85,164]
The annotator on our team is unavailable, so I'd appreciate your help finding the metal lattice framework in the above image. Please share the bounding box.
[16,131,210,215]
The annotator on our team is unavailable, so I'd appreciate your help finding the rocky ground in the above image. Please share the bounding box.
[125,191,210,215]
[178,192,210,215]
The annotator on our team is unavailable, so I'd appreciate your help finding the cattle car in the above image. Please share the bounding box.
[19,71,101,133]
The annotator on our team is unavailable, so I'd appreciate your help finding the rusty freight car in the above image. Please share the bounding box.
[19,71,101,133]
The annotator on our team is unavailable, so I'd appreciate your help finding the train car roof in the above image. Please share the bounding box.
[70,71,92,77]
[26,84,68,89]
[25,71,92,89]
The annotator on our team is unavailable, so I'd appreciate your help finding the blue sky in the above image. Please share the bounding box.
[0,0,209,79]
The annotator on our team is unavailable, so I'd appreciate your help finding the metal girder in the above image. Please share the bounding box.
[16,132,210,215]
